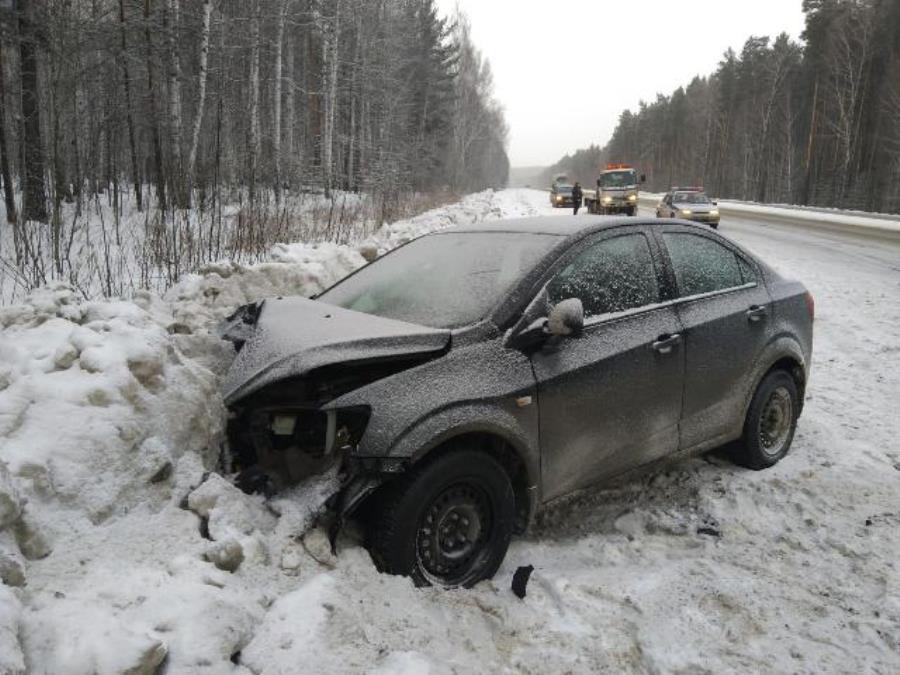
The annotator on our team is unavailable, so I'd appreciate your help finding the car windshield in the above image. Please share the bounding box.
[556,185,573,194]
[600,170,637,188]
[318,232,560,328]
[674,192,711,204]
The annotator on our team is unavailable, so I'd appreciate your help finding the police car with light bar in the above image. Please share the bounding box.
[656,187,720,228]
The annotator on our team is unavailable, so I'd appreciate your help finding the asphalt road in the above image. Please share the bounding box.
[633,202,900,275]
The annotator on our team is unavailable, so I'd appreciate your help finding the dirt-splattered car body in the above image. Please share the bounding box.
[221,217,814,582]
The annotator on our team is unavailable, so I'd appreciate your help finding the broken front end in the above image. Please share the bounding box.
[219,297,450,521]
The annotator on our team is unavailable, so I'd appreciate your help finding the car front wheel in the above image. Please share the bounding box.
[366,450,515,588]
[733,370,799,469]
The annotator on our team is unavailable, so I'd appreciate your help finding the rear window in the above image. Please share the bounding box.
[673,192,710,204]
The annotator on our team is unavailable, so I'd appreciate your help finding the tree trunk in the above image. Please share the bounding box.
[119,0,143,211]
[145,0,167,209]
[165,0,185,207]
[802,78,819,206]
[18,0,49,223]
[272,0,288,203]
[248,0,261,204]
[346,13,361,192]
[187,0,212,194]
[322,0,341,197]
[285,30,297,187]
[0,41,17,225]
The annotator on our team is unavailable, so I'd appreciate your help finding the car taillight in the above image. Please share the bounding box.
[805,291,815,322]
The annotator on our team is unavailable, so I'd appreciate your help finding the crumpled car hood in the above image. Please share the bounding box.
[222,296,451,405]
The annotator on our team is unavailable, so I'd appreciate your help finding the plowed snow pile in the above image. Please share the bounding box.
[0,188,897,674]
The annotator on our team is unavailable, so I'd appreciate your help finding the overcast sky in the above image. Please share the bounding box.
[435,0,807,168]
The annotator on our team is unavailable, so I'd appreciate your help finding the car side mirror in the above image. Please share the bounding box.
[640,174,647,184]
[597,179,602,188]
[547,298,584,337]
[712,199,719,206]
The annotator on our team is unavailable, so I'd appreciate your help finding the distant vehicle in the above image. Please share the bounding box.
[221,216,814,588]
[550,183,575,208]
[586,163,646,216]
[657,188,720,228]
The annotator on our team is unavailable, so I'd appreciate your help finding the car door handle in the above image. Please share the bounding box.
[746,305,768,322]
[652,333,682,355]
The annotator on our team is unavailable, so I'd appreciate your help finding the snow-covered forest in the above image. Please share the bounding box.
[546,0,900,214]
[0,0,509,302]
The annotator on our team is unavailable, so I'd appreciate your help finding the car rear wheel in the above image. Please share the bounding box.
[366,450,515,588]
[733,370,799,470]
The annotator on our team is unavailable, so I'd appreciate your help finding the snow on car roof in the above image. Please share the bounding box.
[448,216,634,237]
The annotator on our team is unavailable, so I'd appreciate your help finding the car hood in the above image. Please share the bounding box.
[221,296,451,405]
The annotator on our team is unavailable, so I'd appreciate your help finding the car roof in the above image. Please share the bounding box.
[447,215,646,238]
[445,216,730,252]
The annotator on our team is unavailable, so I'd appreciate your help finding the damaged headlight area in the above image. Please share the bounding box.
[225,357,437,496]
[227,401,371,496]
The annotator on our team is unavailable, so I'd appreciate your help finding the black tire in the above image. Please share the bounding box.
[366,450,515,588]
[627,206,636,217]
[732,370,799,470]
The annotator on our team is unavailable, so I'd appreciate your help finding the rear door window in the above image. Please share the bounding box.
[548,233,660,318]
[662,232,744,297]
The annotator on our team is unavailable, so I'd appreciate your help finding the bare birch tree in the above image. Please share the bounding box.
[247,0,261,204]
[187,0,213,197]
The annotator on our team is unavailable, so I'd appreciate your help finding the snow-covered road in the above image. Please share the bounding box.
[491,190,900,672]
[1,188,898,674]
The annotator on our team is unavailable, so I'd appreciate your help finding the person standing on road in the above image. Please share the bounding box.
[572,182,583,215]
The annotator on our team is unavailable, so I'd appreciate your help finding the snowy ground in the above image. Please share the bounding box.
[0,189,898,674]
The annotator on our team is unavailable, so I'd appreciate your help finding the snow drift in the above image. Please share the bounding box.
[0,189,527,674]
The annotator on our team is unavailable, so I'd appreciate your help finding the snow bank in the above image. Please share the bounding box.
[166,190,507,333]
[0,285,224,524]
[0,190,510,673]
[0,584,25,674]
[0,283,241,672]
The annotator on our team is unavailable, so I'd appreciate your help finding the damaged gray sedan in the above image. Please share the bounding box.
[221,217,814,587]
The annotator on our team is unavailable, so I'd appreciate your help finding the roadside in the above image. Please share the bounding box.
[638,193,900,242]
[0,188,897,674]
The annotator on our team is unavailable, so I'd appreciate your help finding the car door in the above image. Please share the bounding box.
[531,228,685,501]
[654,225,773,449]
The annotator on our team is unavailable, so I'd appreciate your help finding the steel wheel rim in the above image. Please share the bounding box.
[416,482,493,586]
[758,386,793,456]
